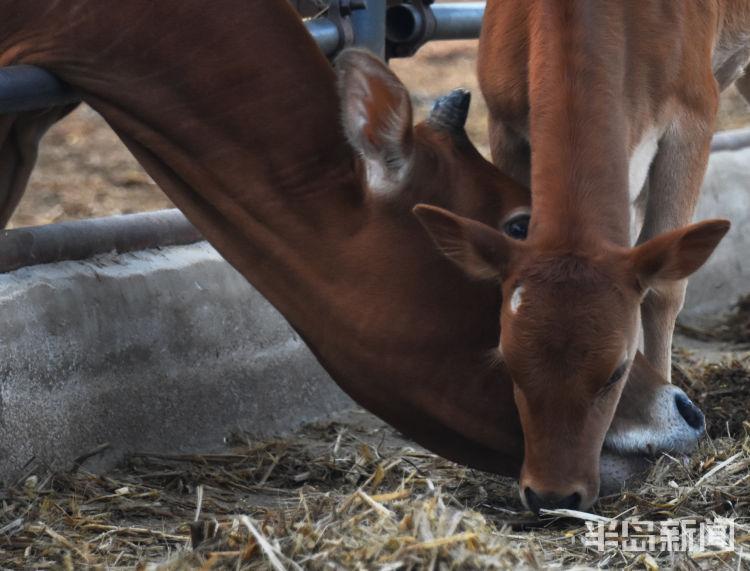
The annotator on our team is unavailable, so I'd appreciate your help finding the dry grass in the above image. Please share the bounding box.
[677,359,750,441]
[3,356,750,570]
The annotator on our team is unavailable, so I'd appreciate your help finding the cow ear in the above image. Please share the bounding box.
[630,219,730,291]
[413,204,515,281]
[335,48,413,192]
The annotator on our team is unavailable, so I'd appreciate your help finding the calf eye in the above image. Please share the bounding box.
[503,213,529,240]
[607,361,628,386]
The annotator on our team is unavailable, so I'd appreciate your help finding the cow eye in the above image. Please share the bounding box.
[503,213,529,240]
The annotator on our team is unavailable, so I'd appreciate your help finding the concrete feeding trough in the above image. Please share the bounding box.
[682,128,750,329]
[0,129,748,487]
[0,211,354,487]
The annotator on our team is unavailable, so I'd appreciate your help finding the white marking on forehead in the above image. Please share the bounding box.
[509,285,525,314]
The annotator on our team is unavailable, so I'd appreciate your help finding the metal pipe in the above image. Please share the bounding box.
[386,4,423,44]
[0,65,78,113]
[305,18,341,57]
[385,2,485,58]
[350,0,387,58]
[432,2,485,40]
[0,209,202,273]
[711,127,750,152]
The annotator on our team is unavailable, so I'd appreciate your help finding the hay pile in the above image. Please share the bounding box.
[2,361,750,570]
[672,293,750,439]
[674,358,750,440]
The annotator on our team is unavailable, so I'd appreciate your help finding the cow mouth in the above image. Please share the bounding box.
[598,445,693,496]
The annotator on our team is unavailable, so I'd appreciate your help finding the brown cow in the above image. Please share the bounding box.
[416,0,746,511]
[0,0,706,506]
[0,0,530,480]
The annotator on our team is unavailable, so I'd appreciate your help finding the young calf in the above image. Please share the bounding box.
[416,0,743,511]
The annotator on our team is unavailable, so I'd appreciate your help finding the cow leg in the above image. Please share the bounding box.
[636,95,717,380]
[477,0,531,188]
[0,104,78,227]
[487,117,530,188]
[735,65,750,103]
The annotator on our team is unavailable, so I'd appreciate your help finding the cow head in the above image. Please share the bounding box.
[335,48,529,229]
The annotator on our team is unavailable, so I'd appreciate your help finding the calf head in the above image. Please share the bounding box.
[414,205,729,511]
[335,48,529,227]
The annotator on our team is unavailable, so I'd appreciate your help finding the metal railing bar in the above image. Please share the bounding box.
[0,209,202,273]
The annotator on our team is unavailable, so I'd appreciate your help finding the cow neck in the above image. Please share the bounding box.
[0,0,524,474]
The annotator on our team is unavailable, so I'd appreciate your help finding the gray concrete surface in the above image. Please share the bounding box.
[681,145,750,329]
[0,242,355,487]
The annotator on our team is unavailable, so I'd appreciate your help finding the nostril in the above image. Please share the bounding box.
[524,487,581,513]
[565,492,582,511]
[675,393,705,431]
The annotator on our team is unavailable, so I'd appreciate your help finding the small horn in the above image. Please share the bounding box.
[426,88,471,132]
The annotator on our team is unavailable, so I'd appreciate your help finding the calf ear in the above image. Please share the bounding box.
[413,204,515,281]
[335,48,413,192]
[630,219,730,290]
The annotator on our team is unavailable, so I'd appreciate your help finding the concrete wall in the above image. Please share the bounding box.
[0,242,354,486]
[681,145,750,328]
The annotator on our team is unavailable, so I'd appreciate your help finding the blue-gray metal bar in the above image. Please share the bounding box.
[0,64,78,113]
[305,18,341,57]
[349,0,387,59]
[432,2,485,40]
